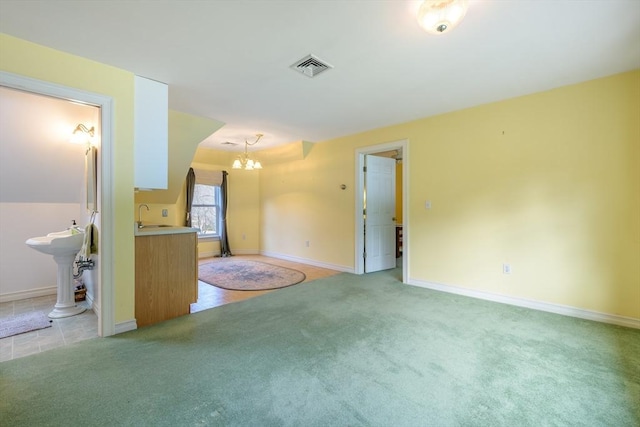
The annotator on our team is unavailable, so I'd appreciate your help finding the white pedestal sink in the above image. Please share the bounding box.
[26,230,87,318]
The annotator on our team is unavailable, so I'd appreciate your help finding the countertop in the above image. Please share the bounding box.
[134,224,198,236]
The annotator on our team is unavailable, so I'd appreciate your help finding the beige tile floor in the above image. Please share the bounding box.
[0,295,98,362]
[1,255,341,361]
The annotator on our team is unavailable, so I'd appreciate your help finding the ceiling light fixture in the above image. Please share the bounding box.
[416,0,469,35]
[232,134,264,170]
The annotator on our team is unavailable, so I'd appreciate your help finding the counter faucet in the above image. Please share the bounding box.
[138,204,149,228]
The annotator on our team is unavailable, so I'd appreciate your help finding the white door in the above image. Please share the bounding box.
[364,155,396,272]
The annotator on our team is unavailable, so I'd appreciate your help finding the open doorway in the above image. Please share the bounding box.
[1,71,115,338]
[355,140,408,283]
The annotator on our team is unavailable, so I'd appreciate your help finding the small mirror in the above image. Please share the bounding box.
[86,146,97,212]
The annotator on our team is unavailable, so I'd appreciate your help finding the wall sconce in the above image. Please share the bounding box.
[70,123,95,151]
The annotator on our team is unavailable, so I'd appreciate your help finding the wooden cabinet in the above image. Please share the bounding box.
[135,231,197,327]
[134,75,168,190]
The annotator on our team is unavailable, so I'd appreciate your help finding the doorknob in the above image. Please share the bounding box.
[392,217,396,221]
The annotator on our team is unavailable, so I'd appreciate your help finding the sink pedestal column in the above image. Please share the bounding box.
[49,253,86,319]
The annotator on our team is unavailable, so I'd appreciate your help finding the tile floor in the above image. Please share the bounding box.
[1,255,341,361]
[0,295,97,362]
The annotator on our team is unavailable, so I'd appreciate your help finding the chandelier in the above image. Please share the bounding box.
[232,133,264,170]
[416,0,469,35]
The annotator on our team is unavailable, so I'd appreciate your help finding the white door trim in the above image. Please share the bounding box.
[1,71,115,336]
[355,139,408,283]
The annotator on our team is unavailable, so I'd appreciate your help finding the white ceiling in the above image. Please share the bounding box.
[1,0,638,152]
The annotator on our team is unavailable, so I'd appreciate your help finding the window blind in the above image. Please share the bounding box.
[194,169,223,186]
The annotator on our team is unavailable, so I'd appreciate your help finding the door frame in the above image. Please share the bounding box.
[355,139,408,283]
[1,71,115,336]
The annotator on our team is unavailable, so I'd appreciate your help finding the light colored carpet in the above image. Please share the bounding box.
[0,311,52,339]
[1,268,639,426]
[199,258,306,291]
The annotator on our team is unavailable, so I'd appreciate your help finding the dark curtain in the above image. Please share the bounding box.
[185,168,195,227]
[219,170,233,257]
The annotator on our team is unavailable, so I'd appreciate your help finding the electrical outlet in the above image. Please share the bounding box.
[162,209,168,217]
[305,240,310,247]
[425,200,432,209]
[242,234,246,240]
[503,263,511,274]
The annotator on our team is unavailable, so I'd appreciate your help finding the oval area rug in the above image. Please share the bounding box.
[199,259,306,291]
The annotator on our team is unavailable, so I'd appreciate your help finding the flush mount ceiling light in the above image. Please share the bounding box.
[416,0,469,35]
[232,134,264,170]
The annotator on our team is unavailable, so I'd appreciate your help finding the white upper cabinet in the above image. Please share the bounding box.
[134,76,168,190]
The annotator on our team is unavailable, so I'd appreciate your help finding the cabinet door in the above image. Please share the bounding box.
[134,75,168,190]
[135,233,197,327]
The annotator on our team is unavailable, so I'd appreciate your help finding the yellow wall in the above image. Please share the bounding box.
[396,162,403,224]
[2,35,225,325]
[5,32,637,322]
[260,140,356,269]
[408,71,639,318]
[259,71,640,319]
[0,34,137,323]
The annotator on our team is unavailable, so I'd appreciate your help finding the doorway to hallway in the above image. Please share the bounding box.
[354,140,408,283]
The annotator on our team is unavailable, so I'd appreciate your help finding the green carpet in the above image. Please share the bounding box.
[2,269,639,426]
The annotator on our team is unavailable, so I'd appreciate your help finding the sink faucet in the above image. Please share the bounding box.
[138,204,149,228]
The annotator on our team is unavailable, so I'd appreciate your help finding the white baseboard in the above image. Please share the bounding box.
[260,251,353,273]
[232,249,260,255]
[199,248,260,258]
[85,293,104,323]
[0,286,56,303]
[198,250,219,258]
[408,278,640,330]
[114,319,137,334]
[85,292,96,312]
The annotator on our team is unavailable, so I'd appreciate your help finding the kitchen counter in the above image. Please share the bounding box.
[134,224,198,236]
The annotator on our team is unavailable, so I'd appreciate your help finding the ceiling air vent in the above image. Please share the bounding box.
[290,54,332,78]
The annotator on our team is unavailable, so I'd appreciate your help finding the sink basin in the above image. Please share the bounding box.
[26,229,84,256]
[25,229,87,318]
[139,224,174,229]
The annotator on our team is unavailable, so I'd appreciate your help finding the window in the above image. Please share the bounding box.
[191,183,221,238]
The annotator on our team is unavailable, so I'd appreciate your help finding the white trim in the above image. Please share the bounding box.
[114,319,138,334]
[198,249,260,258]
[355,140,409,283]
[0,286,56,303]
[408,278,640,329]
[198,250,220,259]
[198,235,221,242]
[232,249,261,255]
[86,292,99,318]
[0,71,115,337]
[261,250,353,273]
